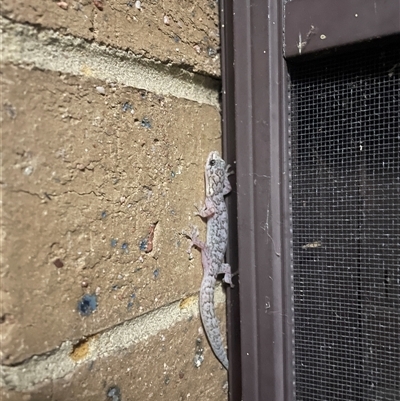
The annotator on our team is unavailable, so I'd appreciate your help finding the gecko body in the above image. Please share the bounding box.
[188,151,233,370]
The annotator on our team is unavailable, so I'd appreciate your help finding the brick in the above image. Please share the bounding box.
[1,304,228,400]
[0,0,221,77]
[1,16,219,107]
[1,64,221,364]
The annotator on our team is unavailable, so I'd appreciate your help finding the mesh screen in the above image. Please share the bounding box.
[289,42,400,401]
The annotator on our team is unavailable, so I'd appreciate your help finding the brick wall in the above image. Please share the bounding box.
[1,1,227,399]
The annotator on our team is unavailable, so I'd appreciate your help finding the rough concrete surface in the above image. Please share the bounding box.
[1,302,228,400]
[1,289,227,393]
[1,64,222,365]
[0,0,221,77]
[0,16,220,107]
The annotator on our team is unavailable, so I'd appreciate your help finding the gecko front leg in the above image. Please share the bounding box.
[223,164,233,196]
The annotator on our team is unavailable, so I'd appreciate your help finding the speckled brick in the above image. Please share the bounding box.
[1,64,221,365]
[1,305,228,400]
[0,0,221,76]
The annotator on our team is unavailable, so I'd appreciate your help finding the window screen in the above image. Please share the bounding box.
[289,42,400,400]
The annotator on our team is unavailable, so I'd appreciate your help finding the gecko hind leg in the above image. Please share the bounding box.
[186,225,205,254]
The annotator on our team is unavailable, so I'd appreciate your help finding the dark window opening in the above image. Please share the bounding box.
[289,42,400,400]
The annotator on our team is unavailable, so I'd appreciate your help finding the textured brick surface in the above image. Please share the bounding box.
[0,0,220,77]
[1,64,221,365]
[1,304,228,400]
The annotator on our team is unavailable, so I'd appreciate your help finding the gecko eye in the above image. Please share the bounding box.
[209,159,216,166]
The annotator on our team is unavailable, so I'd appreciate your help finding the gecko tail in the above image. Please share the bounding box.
[200,280,229,370]
[210,338,229,370]
[218,351,229,370]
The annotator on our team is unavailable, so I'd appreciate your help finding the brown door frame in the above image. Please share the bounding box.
[220,1,400,400]
[285,0,400,58]
[221,1,292,400]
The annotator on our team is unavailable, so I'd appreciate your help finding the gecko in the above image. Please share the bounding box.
[187,151,233,370]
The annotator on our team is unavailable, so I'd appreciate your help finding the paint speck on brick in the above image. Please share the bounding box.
[77,294,97,316]
[207,47,217,57]
[139,238,147,251]
[53,258,64,268]
[122,102,133,112]
[193,337,204,368]
[96,86,106,95]
[70,338,91,361]
[23,166,34,176]
[4,103,17,119]
[93,0,104,11]
[141,117,151,128]
[121,242,129,253]
[127,293,136,309]
[107,386,122,401]
[57,1,68,10]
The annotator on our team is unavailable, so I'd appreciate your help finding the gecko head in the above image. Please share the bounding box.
[205,151,226,197]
